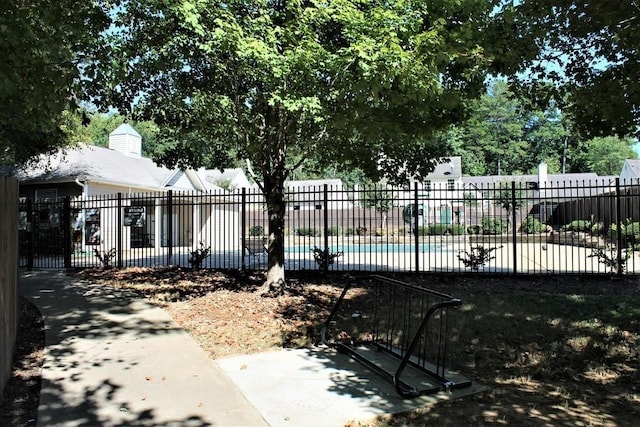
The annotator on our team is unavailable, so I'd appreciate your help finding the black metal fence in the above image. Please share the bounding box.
[18,178,640,275]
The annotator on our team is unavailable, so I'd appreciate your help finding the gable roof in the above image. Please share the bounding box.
[427,157,462,179]
[17,144,218,192]
[285,179,345,190]
[203,168,251,188]
[109,123,141,138]
[622,159,640,179]
[462,173,618,198]
[462,171,614,187]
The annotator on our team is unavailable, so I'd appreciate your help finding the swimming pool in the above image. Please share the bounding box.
[285,243,454,254]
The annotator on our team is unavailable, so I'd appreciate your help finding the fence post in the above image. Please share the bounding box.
[615,178,623,276]
[241,188,246,271]
[414,182,419,272]
[511,181,517,274]
[26,198,33,270]
[323,184,329,273]
[117,193,123,268]
[63,196,72,268]
[167,190,173,265]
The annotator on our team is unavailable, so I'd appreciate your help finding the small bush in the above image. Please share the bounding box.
[457,245,502,271]
[610,221,640,247]
[482,218,507,235]
[416,226,429,236]
[94,248,117,268]
[189,242,211,269]
[326,226,342,236]
[249,225,264,236]
[467,225,481,235]
[450,224,466,235]
[428,223,450,235]
[311,246,343,270]
[561,219,592,233]
[520,216,545,234]
[345,226,367,236]
[589,244,632,274]
[295,227,319,237]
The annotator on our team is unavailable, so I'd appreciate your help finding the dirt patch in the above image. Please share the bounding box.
[0,297,45,427]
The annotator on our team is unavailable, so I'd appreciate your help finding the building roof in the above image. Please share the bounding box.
[462,172,613,187]
[286,179,345,190]
[203,168,251,188]
[109,123,141,138]
[427,157,462,179]
[17,144,219,192]
[462,173,618,198]
[622,159,640,179]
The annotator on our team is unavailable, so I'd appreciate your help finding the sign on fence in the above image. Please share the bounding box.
[123,206,145,227]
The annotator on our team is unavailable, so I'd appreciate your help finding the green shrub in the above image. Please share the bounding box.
[481,218,507,235]
[628,222,640,244]
[457,245,502,271]
[428,223,450,235]
[520,216,545,234]
[560,219,592,232]
[326,226,342,236]
[345,226,367,236]
[416,226,429,236]
[311,246,343,270]
[295,227,319,237]
[467,225,481,235]
[610,221,640,246]
[450,224,466,235]
[249,225,264,236]
[189,242,211,269]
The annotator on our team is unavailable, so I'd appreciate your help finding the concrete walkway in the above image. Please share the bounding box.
[20,271,268,426]
[20,270,483,427]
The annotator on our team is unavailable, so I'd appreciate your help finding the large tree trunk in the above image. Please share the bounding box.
[261,169,287,295]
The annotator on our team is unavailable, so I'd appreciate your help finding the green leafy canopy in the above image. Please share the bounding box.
[98,0,498,185]
[0,1,110,166]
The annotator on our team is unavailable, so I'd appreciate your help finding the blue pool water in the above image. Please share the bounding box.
[285,243,453,254]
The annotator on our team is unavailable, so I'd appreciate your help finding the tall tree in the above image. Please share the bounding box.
[572,136,637,176]
[500,0,640,139]
[97,0,499,292]
[0,1,109,166]
[449,80,529,175]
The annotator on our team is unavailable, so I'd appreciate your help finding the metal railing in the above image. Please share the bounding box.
[17,178,640,275]
[321,275,471,398]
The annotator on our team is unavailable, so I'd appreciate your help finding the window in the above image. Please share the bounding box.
[35,189,57,202]
[447,179,455,191]
[425,180,432,192]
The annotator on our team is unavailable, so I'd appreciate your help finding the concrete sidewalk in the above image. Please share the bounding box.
[20,270,483,427]
[20,271,268,426]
